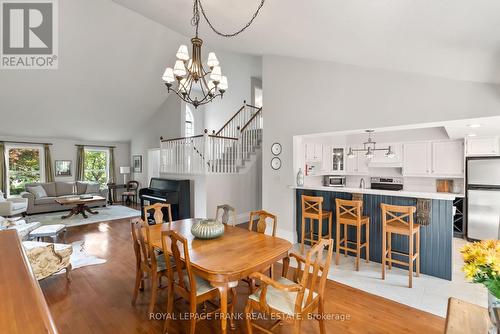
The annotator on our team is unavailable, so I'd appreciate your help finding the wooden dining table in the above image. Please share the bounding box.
[147,218,292,334]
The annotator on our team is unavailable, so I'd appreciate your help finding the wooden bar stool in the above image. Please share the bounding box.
[300,195,332,254]
[335,198,370,271]
[381,204,420,288]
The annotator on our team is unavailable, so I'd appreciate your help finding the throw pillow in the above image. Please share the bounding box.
[85,183,100,194]
[0,191,5,202]
[27,185,48,199]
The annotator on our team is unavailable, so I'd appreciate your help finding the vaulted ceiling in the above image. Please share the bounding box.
[114,0,500,83]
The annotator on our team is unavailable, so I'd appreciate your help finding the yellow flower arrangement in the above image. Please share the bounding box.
[461,240,500,298]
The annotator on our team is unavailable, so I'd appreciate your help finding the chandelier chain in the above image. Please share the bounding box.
[193,0,266,38]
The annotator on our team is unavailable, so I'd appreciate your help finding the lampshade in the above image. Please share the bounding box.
[173,60,186,77]
[207,52,219,68]
[365,147,374,159]
[162,67,175,83]
[120,166,131,174]
[219,76,228,91]
[210,65,222,82]
[176,45,189,61]
[347,147,355,158]
[385,146,395,158]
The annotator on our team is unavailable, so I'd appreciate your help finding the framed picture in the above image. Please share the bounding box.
[132,155,142,173]
[55,160,72,176]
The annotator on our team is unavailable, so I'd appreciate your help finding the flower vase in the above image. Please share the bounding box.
[296,168,304,186]
[489,291,500,334]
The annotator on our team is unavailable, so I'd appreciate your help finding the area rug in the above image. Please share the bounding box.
[56,240,106,274]
[25,205,140,228]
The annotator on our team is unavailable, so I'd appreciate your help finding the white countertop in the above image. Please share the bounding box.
[291,185,463,200]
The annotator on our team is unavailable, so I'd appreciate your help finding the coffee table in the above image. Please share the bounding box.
[56,196,106,219]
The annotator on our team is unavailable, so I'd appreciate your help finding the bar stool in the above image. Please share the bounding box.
[335,198,370,271]
[300,195,332,254]
[381,204,420,288]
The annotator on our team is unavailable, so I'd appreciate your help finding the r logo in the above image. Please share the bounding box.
[2,2,53,54]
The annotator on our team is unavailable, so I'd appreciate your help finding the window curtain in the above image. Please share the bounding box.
[76,145,85,181]
[109,147,116,183]
[0,142,6,194]
[44,144,54,182]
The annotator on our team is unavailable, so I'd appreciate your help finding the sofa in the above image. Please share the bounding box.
[21,181,108,215]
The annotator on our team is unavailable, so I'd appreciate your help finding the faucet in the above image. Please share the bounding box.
[359,178,365,189]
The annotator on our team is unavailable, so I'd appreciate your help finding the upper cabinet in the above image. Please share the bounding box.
[346,151,369,175]
[331,147,345,173]
[466,137,499,156]
[305,143,323,161]
[403,142,431,176]
[432,140,464,176]
[403,140,464,177]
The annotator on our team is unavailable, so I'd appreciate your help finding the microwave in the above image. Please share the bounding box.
[323,175,346,187]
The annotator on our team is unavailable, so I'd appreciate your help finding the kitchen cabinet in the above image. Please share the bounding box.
[403,142,431,176]
[345,151,369,175]
[404,140,465,177]
[305,143,323,161]
[432,140,464,176]
[466,137,499,156]
[331,147,345,173]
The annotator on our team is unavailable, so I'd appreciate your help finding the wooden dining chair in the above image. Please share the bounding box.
[245,210,278,292]
[215,204,237,226]
[244,238,333,334]
[161,230,237,334]
[130,218,168,314]
[335,198,370,271]
[300,195,332,253]
[143,203,173,225]
[122,180,139,206]
[381,203,420,288]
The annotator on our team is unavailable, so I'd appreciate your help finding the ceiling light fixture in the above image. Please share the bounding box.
[162,0,266,108]
[468,123,481,128]
[467,133,477,137]
[347,130,394,160]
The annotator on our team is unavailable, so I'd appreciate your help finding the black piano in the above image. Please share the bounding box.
[139,178,191,223]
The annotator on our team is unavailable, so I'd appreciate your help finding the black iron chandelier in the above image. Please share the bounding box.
[162,0,266,108]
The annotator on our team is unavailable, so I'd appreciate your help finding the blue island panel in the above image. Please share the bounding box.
[295,189,453,280]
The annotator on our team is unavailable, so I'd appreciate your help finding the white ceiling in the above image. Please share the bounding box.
[114,0,500,83]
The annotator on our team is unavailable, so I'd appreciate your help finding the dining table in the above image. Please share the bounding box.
[147,218,292,334]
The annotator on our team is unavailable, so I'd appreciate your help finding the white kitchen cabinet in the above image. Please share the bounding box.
[432,140,464,176]
[305,143,323,161]
[403,142,431,176]
[345,151,369,175]
[466,137,499,156]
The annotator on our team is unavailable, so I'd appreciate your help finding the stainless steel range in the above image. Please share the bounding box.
[370,177,403,191]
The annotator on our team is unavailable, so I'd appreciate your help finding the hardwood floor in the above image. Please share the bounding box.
[40,215,445,334]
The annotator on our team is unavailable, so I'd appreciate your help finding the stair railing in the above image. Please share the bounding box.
[238,107,263,165]
[216,101,261,139]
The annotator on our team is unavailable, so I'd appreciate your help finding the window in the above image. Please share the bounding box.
[185,106,194,137]
[6,145,44,197]
[84,149,108,187]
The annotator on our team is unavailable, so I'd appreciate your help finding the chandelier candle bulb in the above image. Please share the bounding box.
[176,45,190,61]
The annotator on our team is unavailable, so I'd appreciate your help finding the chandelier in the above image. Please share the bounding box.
[162,0,266,108]
[346,130,395,159]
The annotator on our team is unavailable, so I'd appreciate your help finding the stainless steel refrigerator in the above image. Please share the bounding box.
[467,157,500,240]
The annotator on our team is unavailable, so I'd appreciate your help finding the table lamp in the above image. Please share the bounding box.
[119,166,131,184]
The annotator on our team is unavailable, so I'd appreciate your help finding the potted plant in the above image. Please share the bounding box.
[461,240,500,334]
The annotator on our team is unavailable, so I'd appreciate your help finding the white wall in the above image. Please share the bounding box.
[262,55,500,242]
[0,135,130,184]
[130,95,182,189]
[204,51,262,133]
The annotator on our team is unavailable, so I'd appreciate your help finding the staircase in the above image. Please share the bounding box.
[160,103,262,174]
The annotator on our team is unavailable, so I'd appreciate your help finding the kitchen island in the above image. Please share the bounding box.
[294,185,462,280]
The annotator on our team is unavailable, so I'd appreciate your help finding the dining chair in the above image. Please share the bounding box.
[215,204,237,226]
[122,180,139,206]
[381,203,420,288]
[130,218,168,314]
[143,203,173,225]
[244,238,333,334]
[335,198,370,271]
[161,229,237,334]
[245,210,278,292]
[300,195,333,254]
